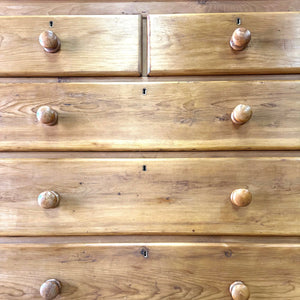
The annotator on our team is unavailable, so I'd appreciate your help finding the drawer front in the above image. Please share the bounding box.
[0,81,299,151]
[147,12,300,75]
[0,16,141,76]
[0,241,299,299]
[0,158,299,236]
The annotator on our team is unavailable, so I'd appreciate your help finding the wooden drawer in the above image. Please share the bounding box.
[0,16,141,76]
[0,81,299,151]
[0,238,299,299]
[1,157,299,236]
[147,12,300,76]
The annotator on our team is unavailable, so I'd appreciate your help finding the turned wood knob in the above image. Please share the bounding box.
[40,279,62,300]
[230,28,251,51]
[230,281,250,300]
[37,106,58,126]
[39,30,61,53]
[231,104,252,125]
[38,191,60,209]
[231,189,252,207]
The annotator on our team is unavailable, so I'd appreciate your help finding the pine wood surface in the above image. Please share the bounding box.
[0,74,299,83]
[0,81,299,151]
[0,240,299,299]
[148,12,300,75]
[0,157,299,236]
[0,151,299,159]
[0,16,141,76]
[0,2,299,298]
[1,235,300,245]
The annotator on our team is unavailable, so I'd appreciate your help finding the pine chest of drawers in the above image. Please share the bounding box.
[0,1,299,300]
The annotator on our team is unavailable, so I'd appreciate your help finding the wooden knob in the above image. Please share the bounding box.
[231,189,252,207]
[38,191,60,209]
[39,30,61,53]
[230,28,251,51]
[231,104,252,125]
[40,279,61,300]
[230,281,250,300]
[37,106,58,126]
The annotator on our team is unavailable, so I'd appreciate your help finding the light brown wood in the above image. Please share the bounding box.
[0,157,299,236]
[0,241,299,299]
[1,235,300,246]
[40,279,61,300]
[148,12,300,75]
[36,106,58,126]
[0,16,141,76]
[0,74,299,84]
[0,81,299,151]
[230,281,250,300]
[39,30,61,53]
[0,0,298,15]
[0,151,299,159]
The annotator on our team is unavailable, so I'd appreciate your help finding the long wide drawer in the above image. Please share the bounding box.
[0,16,141,76]
[1,157,299,236]
[0,81,299,151]
[0,238,299,299]
[147,12,300,75]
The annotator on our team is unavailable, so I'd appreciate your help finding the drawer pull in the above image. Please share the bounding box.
[39,30,61,53]
[231,104,252,125]
[230,189,252,207]
[38,191,60,209]
[230,28,251,51]
[40,279,61,300]
[37,106,58,126]
[230,281,250,300]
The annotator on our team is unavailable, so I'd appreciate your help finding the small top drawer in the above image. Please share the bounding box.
[0,16,141,76]
[147,12,300,75]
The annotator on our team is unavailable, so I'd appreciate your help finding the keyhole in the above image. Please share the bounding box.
[141,248,148,258]
[142,88,147,95]
[236,18,241,25]
[49,21,53,27]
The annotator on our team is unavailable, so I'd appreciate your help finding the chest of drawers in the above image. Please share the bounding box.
[0,1,299,300]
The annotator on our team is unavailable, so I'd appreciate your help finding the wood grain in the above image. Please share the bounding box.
[0,16,141,76]
[0,157,299,236]
[1,235,300,245]
[148,12,300,75]
[0,74,299,83]
[0,0,298,15]
[0,241,299,299]
[0,81,299,151]
[0,151,299,159]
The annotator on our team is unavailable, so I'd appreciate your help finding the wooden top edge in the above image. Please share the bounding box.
[0,80,300,86]
[0,15,142,18]
[0,75,299,82]
[0,151,299,158]
[0,157,299,162]
[147,11,300,17]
